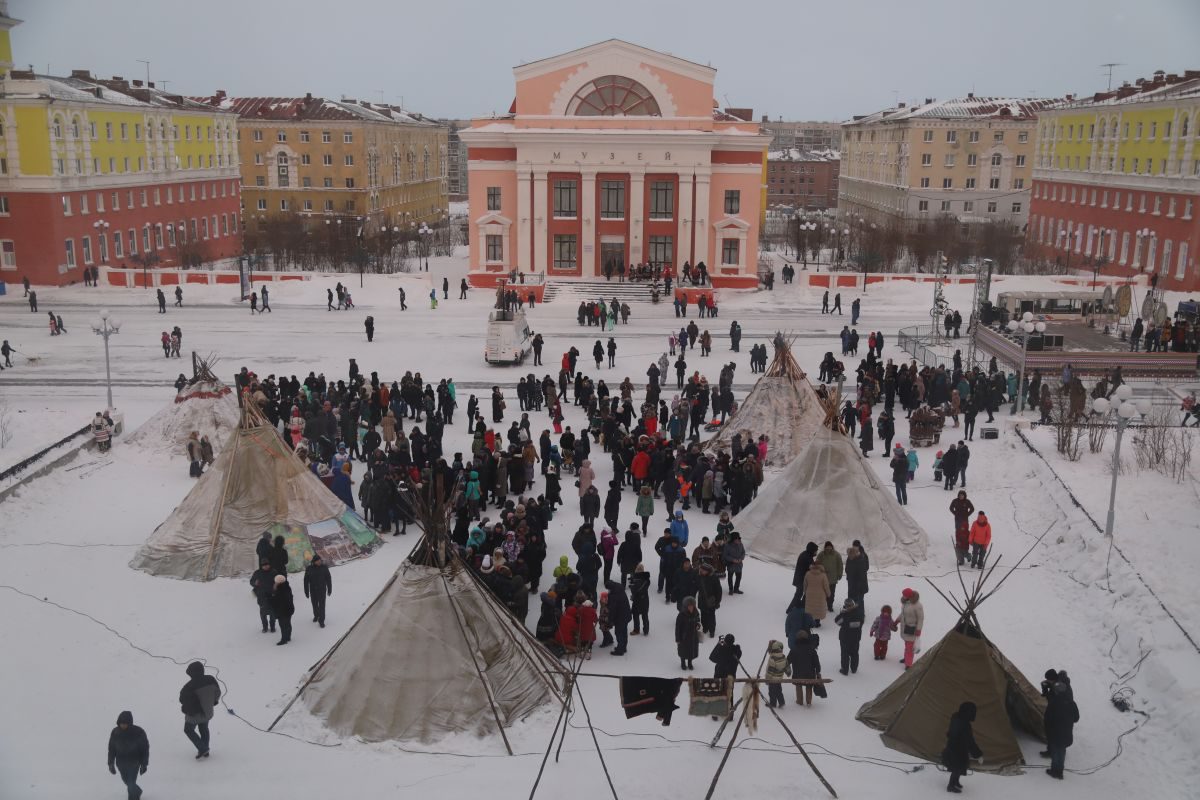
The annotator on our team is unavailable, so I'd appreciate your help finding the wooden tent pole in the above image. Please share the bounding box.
[704,676,756,799]
[529,655,585,800]
[572,671,620,800]
[976,522,1053,607]
[554,650,582,763]
[441,571,513,756]
[201,425,241,581]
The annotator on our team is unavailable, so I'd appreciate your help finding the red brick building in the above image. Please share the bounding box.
[766,149,839,211]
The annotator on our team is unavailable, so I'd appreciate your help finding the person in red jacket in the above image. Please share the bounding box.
[968,512,992,569]
[630,448,651,490]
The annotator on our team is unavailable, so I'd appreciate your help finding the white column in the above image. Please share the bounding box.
[516,165,532,273]
[693,170,712,267]
[677,171,694,267]
[532,169,548,273]
[580,169,597,277]
[629,169,646,264]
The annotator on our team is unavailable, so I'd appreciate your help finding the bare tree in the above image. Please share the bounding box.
[976,220,1022,274]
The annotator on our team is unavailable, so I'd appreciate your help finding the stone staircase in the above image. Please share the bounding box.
[542,279,657,305]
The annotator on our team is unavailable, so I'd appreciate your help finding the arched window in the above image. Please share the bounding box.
[567,75,661,117]
[52,116,63,139]
[71,117,81,139]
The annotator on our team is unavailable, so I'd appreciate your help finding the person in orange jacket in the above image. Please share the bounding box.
[968,512,992,569]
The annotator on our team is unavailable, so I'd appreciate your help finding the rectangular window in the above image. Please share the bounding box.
[487,186,502,211]
[1015,155,1026,167]
[920,177,930,188]
[486,234,503,262]
[987,201,998,213]
[922,130,934,142]
[0,240,15,269]
[256,176,265,187]
[600,181,625,219]
[343,131,353,143]
[62,195,72,215]
[963,201,974,212]
[82,236,93,264]
[944,154,956,167]
[300,131,310,143]
[113,231,124,258]
[222,215,230,236]
[257,199,267,210]
[918,200,929,212]
[252,129,263,142]
[65,239,76,268]
[940,200,951,212]
[946,130,957,143]
[921,153,932,166]
[254,153,263,165]
[720,237,739,266]
[167,224,176,247]
[1018,131,1029,143]
[968,131,979,143]
[649,181,674,219]
[344,155,354,166]
[345,177,355,188]
[1011,202,1022,214]
[141,227,150,252]
[277,130,286,142]
[302,177,311,188]
[322,131,331,143]
[280,199,288,212]
[322,154,333,166]
[553,234,577,270]
[993,131,1004,142]
[965,178,976,189]
[0,196,7,215]
[723,190,741,215]
[989,178,1001,189]
[942,178,953,188]
[1013,178,1025,189]
[553,179,578,217]
[967,154,978,167]
[301,154,311,165]
[324,200,334,212]
[105,122,113,141]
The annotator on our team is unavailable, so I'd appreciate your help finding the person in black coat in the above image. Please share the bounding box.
[616,529,643,586]
[271,575,295,645]
[604,578,632,655]
[269,535,289,576]
[108,710,149,799]
[787,629,821,705]
[834,598,864,675]
[250,561,276,632]
[792,541,819,592]
[709,633,741,681]
[673,558,700,608]
[1042,677,1079,779]
[604,480,622,530]
[629,564,651,634]
[942,701,983,793]
[844,545,869,606]
[255,532,272,570]
[303,555,333,627]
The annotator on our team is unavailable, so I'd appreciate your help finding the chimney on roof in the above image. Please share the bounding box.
[761,114,768,123]
[304,92,313,103]
[1186,70,1200,79]
[70,69,92,80]
[966,92,974,99]
[898,101,906,108]
[1065,94,1074,102]
[132,79,143,88]
[147,81,155,89]
[924,97,933,105]
[214,89,226,101]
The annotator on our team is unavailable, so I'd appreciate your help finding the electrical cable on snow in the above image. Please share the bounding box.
[0,583,340,748]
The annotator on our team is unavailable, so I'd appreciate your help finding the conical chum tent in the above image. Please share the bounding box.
[705,336,827,466]
[735,426,928,567]
[293,488,565,749]
[130,402,380,581]
[125,357,240,456]
[856,554,1048,773]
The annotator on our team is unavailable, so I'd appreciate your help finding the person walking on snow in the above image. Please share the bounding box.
[179,661,220,758]
[272,574,295,645]
[897,588,923,669]
[174,286,183,307]
[968,512,991,569]
[942,701,983,793]
[303,554,333,628]
[107,710,149,799]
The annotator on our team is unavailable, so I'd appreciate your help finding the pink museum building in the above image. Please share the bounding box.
[462,40,770,287]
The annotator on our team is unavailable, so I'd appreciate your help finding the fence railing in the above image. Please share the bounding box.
[897,325,989,371]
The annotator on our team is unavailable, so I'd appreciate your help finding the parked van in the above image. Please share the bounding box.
[485,309,532,365]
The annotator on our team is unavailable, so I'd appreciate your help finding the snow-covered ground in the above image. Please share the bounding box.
[1,253,1197,799]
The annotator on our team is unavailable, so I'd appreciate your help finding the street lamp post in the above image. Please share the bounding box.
[1092,227,1112,287]
[1006,311,1047,412]
[418,222,432,271]
[90,309,121,411]
[1090,384,1151,537]
[1057,229,1072,274]
[93,219,111,268]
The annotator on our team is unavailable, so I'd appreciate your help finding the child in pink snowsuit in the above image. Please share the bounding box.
[869,604,895,660]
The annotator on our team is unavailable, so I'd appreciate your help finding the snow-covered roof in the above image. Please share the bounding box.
[1050,71,1200,110]
[196,95,440,126]
[768,147,840,162]
[1,71,236,115]
[847,96,1058,126]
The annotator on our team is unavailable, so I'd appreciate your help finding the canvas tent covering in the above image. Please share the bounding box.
[130,406,379,581]
[300,558,565,744]
[855,623,1047,773]
[124,378,240,456]
[705,339,827,466]
[735,427,928,567]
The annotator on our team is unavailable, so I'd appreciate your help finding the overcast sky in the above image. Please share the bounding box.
[11,0,1199,121]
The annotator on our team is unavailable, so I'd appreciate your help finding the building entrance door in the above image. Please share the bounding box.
[600,240,625,279]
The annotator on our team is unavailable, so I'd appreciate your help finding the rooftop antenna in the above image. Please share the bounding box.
[377,89,385,104]
[891,89,899,105]
[1101,62,1124,91]
[136,59,150,86]
[159,79,170,92]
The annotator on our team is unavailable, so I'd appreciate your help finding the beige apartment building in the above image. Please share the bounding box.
[195,92,447,230]
[839,95,1056,228]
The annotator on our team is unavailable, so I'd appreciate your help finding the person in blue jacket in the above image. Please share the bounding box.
[670,510,690,547]
[330,462,355,509]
